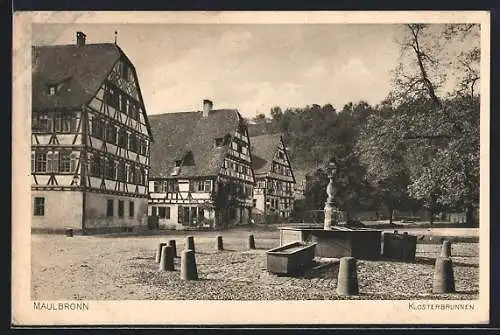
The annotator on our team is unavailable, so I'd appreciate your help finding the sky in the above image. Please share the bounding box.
[32,23,449,118]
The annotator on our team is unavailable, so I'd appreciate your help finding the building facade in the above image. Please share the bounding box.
[250,134,296,218]
[31,31,153,233]
[148,100,255,230]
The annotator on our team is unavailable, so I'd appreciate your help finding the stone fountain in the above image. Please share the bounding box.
[279,161,382,260]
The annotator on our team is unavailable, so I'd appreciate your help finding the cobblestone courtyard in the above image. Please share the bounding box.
[31,229,479,300]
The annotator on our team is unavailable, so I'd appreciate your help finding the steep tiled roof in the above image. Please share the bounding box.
[32,42,153,139]
[250,133,283,175]
[32,43,121,110]
[149,109,241,179]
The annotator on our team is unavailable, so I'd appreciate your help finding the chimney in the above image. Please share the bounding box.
[203,99,213,117]
[76,31,86,46]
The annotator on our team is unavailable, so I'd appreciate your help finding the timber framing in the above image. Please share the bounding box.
[31,37,153,232]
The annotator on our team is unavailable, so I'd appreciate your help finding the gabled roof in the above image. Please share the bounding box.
[32,43,121,110]
[149,109,241,179]
[250,133,296,183]
[32,42,153,139]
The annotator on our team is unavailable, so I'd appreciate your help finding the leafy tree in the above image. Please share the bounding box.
[356,105,411,224]
[270,106,283,122]
[388,24,480,225]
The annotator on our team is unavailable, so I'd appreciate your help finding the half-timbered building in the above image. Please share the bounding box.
[31,31,153,233]
[148,100,255,230]
[250,134,296,218]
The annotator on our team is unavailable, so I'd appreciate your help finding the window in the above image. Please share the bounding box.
[118,200,124,218]
[91,118,104,139]
[90,153,102,177]
[34,197,45,216]
[158,207,166,218]
[60,152,77,173]
[47,152,59,173]
[166,180,176,192]
[140,139,148,156]
[117,161,126,181]
[35,152,47,172]
[54,114,76,133]
[48,85,56,96]
[32,113,53,132]
[107,199,114,217]
[151,206,157,216]
[119,61,130,80]
[129,134,138,152]
[178,205,184,223]
[105,158,116,180]
[129,201,134,217]
[139,168,146,186]
[104,83,120,110]
[215,138,224,147]
[118,128,128,148]
[129,102,139,120]
[106,124,117,144]
[196,180,212,192]
[128,164,136,183]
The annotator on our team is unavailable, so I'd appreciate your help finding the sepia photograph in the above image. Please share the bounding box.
[12,11,490,325]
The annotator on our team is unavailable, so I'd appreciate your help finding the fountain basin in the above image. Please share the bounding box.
[279,225,382,260]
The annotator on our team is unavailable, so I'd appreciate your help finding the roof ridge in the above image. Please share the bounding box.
[32,42,117,49]
[150,108,239,117]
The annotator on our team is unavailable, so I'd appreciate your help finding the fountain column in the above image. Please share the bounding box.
[324,162,337,230]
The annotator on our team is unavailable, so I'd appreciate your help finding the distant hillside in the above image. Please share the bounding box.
[244,102,373,187]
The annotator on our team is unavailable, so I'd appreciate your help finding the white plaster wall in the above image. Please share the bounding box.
[84,192,148,229]
[31,190,83,230]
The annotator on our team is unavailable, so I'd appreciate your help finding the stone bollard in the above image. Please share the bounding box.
[155,242,167,263]
[440,240,452,258]
[432,257,455,293]
[185,236,195,252]
[247,234,256,250]
[181,249,198,280]
[168,239,177,258]
[336,257,359,296]
[159,245,175,271]
[215,235,224,251]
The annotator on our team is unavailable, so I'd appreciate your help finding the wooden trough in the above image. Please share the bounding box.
[266,242,317,275]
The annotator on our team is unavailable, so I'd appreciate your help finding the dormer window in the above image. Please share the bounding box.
[48,85,56,96]
[215,138,224,147]
[171,167,180,176]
